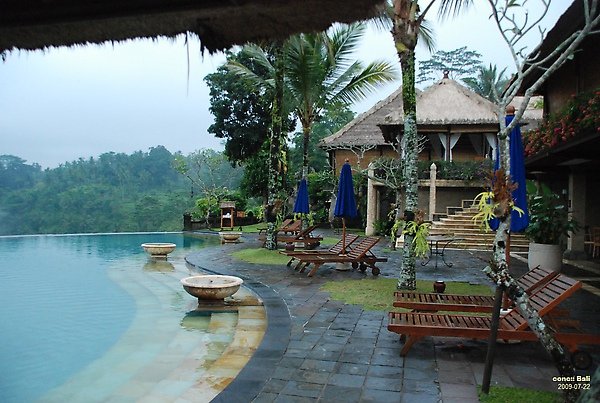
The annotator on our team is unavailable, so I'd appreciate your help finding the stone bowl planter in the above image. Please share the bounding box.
[141,243,176,257]
[181,275,243,301]
[218,231,242,244]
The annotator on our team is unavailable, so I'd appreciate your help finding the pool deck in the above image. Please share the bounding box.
[186,230,600,402]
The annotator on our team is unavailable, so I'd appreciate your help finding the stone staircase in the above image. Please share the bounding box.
[429,199,530,252]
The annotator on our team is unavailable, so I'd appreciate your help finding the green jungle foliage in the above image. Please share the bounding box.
[0,147,243,235]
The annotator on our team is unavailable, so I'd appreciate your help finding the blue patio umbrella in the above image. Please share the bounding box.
[293,178,310,215]
[489,113,529,232]
[334,161,357,253]
[291,178,310,232]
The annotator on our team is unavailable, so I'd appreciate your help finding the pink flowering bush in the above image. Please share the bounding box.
[523,89,600,157]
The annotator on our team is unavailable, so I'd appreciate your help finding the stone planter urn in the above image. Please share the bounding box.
[528,242,563,272]
[141,243,176,258]
[218,231,242,244]
[181,275,243,301]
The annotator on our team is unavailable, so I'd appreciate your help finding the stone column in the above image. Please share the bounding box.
[365,164,377,236]
[429,163,437,221]
[567,168,586,258]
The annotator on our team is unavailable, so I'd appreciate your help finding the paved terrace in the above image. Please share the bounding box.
[186,231,600,402]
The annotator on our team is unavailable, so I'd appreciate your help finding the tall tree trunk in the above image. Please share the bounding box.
[302,123,310,178]
[393,0,419,289]
[265,42,285,250]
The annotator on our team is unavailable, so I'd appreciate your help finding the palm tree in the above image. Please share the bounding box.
[227,42,293,248]
[463,63,509,103]
[285,23,398,177]
[229,23,398,178]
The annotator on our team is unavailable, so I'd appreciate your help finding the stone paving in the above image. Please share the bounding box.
[186,231,600,402]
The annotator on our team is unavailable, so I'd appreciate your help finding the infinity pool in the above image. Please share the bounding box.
[0,232,248,402]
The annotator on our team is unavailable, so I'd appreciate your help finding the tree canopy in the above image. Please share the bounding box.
[0,148,243,235]
[416,46,482,85]
[204,50,274,166]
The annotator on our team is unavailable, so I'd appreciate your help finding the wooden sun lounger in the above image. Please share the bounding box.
[393,266,558,313]
[281,234,360,267]
[388,275,600,364]
[258,219,301,236]
[274,224,323,249]
[293,236,386,277]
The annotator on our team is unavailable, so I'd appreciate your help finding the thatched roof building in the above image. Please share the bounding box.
[0,0,385,54]
[321,74,506,167]
[379,74,499,141]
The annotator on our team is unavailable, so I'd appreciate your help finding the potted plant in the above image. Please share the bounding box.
[525,181,579,271]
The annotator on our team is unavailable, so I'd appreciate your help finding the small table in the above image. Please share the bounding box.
[421,235,464,269]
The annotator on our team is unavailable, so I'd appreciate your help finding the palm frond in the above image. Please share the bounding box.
[437,0,474,20]
[326,23,367,69]
[225,44,276,91]
[418,20,436,53]
[331,61,399,105]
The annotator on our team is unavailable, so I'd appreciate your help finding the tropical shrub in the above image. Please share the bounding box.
[417,160,493,181]
[525,181,579,245]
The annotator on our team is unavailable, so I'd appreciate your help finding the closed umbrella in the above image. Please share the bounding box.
[333,161,357,253]
[293,178,310,228]
[293,178,310,215]
[489,113,529,232]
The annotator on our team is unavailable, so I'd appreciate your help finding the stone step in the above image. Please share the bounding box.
[434,223,482,230]
[428,200,530,251]
[446,206,463,216]
[432,213,448,221]
[462,199,476,209]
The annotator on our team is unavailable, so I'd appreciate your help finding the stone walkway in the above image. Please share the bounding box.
[186,231,600,402]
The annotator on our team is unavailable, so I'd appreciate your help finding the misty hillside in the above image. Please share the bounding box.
[0,147,242,235]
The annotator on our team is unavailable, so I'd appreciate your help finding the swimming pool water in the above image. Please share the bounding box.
[0,233,219,402]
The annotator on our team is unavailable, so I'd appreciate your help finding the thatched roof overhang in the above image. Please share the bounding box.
[378,77,499,144]
[319,87,404,150]
[0,0,385,54]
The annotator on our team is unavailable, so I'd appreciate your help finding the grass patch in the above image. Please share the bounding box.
[321,278,493,312]
[319,236,341,246]
[231,248,290,265]
[478,385,561,403]
[238,223,264,233]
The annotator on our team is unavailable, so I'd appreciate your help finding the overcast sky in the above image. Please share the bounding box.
[0,1,568,168]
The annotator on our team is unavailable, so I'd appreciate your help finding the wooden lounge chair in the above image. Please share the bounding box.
[393,266,558,313]
[258,218,301,236]
[274,224,323,249]
[281,234,360,267]
[388,275,600,367]
[258,220,303,246]
[294,236,387,277]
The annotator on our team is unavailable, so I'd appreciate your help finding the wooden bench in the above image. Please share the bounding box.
[393,266,557,313]
[293,236,387,277]
[281,234,360,267]
[388,275,600,360]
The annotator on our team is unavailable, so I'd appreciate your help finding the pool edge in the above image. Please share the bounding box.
[185,252,292,402]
